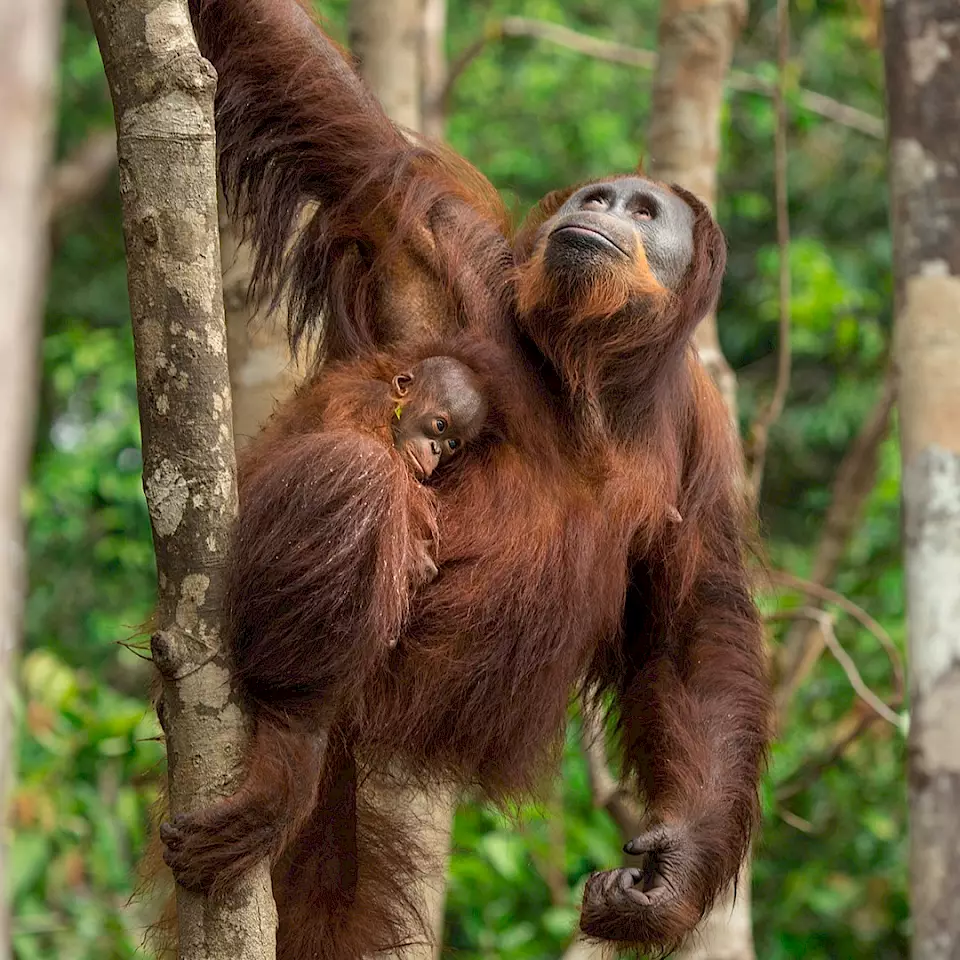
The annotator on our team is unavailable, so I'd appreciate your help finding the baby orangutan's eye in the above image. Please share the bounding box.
[434,418,447,434]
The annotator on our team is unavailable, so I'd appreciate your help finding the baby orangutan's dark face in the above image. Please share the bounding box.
[391,357,488,480]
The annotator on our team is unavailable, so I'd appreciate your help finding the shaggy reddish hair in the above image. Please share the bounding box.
[150,2,774,957]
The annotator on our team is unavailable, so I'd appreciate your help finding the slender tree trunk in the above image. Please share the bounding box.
[646,0,746,419]
[0,2,61,956]
[220,199,301,449]
[884,3,960,957]
[348,0,423,131]
[347,4,454,954]
[85,2,276,957]
[649,3,754,958]
[421,0,448,141]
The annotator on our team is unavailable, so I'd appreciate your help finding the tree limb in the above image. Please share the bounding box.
[441,16,884,139]
[0,2,61,954]
[84,0,276,956]
[579,701,644,840]
[775,368,896,715]
[748,0,792,503]
[47,128,117,221]
[768,569,904,710]
[768,609,900,726]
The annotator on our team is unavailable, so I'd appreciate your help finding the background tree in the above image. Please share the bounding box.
[0,1,61,957]
[10,1,909,958]
[884,0,960,955]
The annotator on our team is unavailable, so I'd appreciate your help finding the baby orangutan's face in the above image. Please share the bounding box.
[391,357,488,480]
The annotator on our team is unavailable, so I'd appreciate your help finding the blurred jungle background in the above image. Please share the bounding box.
[7,0,919,957]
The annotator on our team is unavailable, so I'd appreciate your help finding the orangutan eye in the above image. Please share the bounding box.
[434,418,447,434]
[634,206,654,221]
[582,194,607,210]
[447,438,460,453]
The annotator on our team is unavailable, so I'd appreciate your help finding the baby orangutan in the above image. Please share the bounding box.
[390,355,490,582]
[232,339,507,664]
[391,355,488,481]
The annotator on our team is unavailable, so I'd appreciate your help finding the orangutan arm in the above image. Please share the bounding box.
[189,0,512,359]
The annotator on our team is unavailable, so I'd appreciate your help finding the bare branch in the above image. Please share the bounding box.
[442,17,884,139]
[775,368,897,711]
[776,705,877,802]
[777,807,816,833]
[768,609,900,726]
[579,700,643,839]
[748,0,792,502]
[768,569,904,708]
[47,128,117,221]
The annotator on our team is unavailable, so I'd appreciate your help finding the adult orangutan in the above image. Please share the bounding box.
[159,0,773,957]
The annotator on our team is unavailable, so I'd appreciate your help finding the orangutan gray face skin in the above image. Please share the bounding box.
[545,177,695,290]
[391,356,488,480]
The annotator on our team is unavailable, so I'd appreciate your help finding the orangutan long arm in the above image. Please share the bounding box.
[189,0,512,359]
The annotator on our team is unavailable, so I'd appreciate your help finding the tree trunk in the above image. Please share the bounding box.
[220,198,301,448]
[647,2,755,958]
[344,4,458,955]
[348,0,423,131]
[347,6,455,955]
[84,2,276,957]
[884,3,960,957]
[0,2,61,956]
[646,0,746,418]
[421,0,448,141]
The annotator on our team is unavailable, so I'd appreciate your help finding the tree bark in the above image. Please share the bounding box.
[84,2,276,957]
[0,1,61,956]
[347,6,454,956]
[220,198,301,450]
[884,3,960,957]
[348,0,423,131]
[646,0,746,419]
[421,0,448,141]
[647,2,755,958]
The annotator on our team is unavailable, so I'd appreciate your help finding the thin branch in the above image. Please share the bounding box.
[768,569,905,706]
[47,128,117,221]
[776,367,897,710]
[768,608,900,726]
[776,705,876,801]
[441,16,884,138]
[579,700,643,840]
[748,0,792,502]
[777,807,815,833]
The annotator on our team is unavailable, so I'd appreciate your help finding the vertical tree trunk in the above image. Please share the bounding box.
[421,0,448,141]
[648,3,754,958]
[220,199,301,449]
[884,4,960,957]
[348,0,423,130]
[0,2,61,956]
[85,2,276,957]
[347,4,454,954]
[646,0,745,419]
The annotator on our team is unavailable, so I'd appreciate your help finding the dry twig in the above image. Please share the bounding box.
[776,705,878,802]
[767,608,900,726]
[441,17,884,138]
[748,0,792,502]
[775,368,897,709]
[768,569,904,706]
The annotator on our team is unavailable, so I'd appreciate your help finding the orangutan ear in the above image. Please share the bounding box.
[392,372,414,397]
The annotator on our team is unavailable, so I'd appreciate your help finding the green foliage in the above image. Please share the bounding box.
[17,0,906,957]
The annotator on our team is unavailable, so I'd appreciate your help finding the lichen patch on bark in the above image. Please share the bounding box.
[145,458,189,536]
